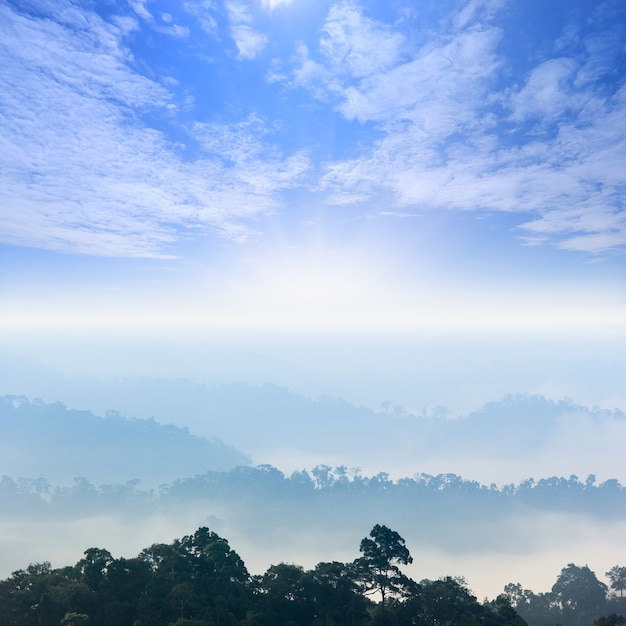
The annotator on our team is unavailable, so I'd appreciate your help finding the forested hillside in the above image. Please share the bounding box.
[2,392,625,487]
[4,465,624,522]
[2,395,625,604]
[2,465,624,599]
[2,524,624,626]
[0,396,249,486]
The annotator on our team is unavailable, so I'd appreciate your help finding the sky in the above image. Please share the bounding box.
[1,0,626,410]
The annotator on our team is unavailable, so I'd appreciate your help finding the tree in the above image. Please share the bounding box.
[552,563,608,626]
[607,567,626,599]
[306,561,370,626]
[260,563,314,626]
[77,548,113,592]
[502,582,560,626]
[354,524,416,624]
[595,615,626,626]
[60,613,90,625]
[491,594,529,626]
[390,579,527,626]
[137,527,251,625]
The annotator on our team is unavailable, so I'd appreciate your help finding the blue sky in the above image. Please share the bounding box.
[1,0,625,413]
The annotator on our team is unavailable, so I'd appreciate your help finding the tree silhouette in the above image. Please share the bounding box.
[355,524,415,624]
[607,566,626,599]
[552,563,608,626]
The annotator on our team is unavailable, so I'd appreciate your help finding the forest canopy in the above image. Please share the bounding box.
[1,524,624,626]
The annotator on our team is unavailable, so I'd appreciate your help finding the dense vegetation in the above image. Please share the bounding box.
[3,395,625,625]
[0,396,249,486]
[1,525,624,626]
[0,524,520,626]
[504,564,626,626]
[2,464,624,522]
[3,392,625,488]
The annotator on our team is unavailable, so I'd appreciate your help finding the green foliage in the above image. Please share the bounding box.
[607,567,626,598]
[503,562,619,626]
[60,613,90,625]
[4,465,626,529]
[3,523,589,626]
[595,615,626,626]
[355,524,416,608]
[552,563,608,626]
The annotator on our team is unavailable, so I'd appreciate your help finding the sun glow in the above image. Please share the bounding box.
[2,247,624,336]
[260,0,292,11]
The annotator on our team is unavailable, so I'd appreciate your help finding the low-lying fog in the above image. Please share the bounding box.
[1,504,623,601]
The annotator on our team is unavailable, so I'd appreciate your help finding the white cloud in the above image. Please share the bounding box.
[260,0,292,10]
[508,58,580,123]
[182,1,218,34]
[129,0,190,38]
[291,1,626,254]
[226,1,267,59]
[337,27,502,124]
[156,22,190,39]
[453,0,505,30]
[129,0,153,21]
[292,43,331,98]
[231,24,268,59]
[0,3,307,257]
[194,114,271,162]
[320,2,405,78]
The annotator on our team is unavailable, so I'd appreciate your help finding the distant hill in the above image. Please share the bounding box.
[40,379,622,482]
[2,375,626,484]
[8,372,621,450]
[0,395,250,486]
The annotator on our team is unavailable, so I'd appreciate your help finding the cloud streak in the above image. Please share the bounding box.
[292,0,626,253]
[0,2,307,257]
[0,0,624,258]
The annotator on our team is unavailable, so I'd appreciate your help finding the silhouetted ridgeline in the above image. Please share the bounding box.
[2,395,625,618]
[0,395,249,486]
[0,525,516,626]
[2,465,624,522]
[4,383,626,462]
[3,392,626,489]
[1,524,625,626]
[3,464,624,587]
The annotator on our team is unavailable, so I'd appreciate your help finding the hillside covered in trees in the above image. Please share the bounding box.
[2,464,625,605]
[2,389,625,488]
[3,464,625,522]
[2,395,625,607]
[0,396,249,486]
[2,524,625,626]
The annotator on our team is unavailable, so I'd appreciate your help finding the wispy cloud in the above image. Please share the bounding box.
[1,0,624,258]
[182,1,219,35]
[0,2,306,257]
[129,0,190,38]
[260,0,292,11]
[319,2,405,79]
[508,58,581,123]
[291,0,626,253]
[453,0,505,30]
[226,1,267,59]
[231,23,267,59]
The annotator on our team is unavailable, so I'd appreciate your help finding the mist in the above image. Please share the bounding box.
[2,326,625,608]
[2,346,625,486]
[1,471,624,601]
[2,328,625,419]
